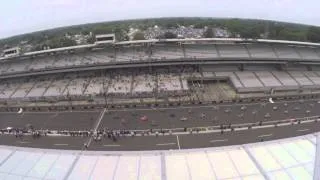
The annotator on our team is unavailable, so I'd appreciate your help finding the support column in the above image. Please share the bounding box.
[160,152,167,180]
[244,44,252,59]
[184,154,192,180]
[181,44,186,58]
[63,154,80,180]
[243,146,269,180]
[0,150,16,167]
[137,155,142,180]
[112,156,121,180]
[314,134,320,180]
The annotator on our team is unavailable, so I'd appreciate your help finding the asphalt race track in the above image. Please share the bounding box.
[0,111,100,131]
[99,99,318,130]
[0,121,318,151]
[0,98,319,151]
[0,98,317,131]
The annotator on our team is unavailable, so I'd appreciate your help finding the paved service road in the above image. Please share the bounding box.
[1,121,318,151]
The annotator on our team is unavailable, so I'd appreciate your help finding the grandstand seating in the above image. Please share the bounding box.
[83,77,108,96]
[273,45,300,59]
[158,74,183,92]
[243,65,277,71]
[0,63,10,74]
[216,44,249,58]
[2,69,320,100]
[43,79,71,97]
[0,81,21,99]
[246,44,277,59]
[7,60,32,73]
[215,72,243,88]
[29,56,56,71]
[184,44,219,59]
[11,81,35,99]
[287,71,313,86]
[254,71,282,87]
[235,72,264,88]
[203,65,239,72]
[117,46,149,61]
[297,47,320,60]
[132,74,156,96]
[0,44,319,78]
[271,71,299,87]
[108,74,132,96]
[304,71,320,84]
[26,80,52,98]
[1,43,320,100]
[0,70,191,100]
[63,77,91,96]
[84,50,115,64]
[151,45,183,60]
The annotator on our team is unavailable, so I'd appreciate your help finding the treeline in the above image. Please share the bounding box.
[1,17,320,50]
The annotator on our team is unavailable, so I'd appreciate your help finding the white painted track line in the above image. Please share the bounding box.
[176,135,181,149]
[156,143,176,146]
[87,108,106,147]
[93,108,106,131]
[103,144,121,147]
[258,134,273,138]
[19,141,30,144]
[210,139,228,143]
[297,129,309,132]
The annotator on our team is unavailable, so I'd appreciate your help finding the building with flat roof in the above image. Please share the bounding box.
[2,47,20,58]
[95,34,116,44]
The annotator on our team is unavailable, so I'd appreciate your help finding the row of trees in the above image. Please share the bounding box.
[31,36,78,51]
[1,18,320,50]
[128,18,320,42]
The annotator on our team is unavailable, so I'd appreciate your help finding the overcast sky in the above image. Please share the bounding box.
[0,0,319,39]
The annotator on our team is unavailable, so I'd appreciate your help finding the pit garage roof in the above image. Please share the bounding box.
[0,133,318,180]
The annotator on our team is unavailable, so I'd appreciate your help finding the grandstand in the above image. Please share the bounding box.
[184,44,219,59]
[0,38,320,130]
[1,40,320,79]
[4,67,320,103]
[1,38,320,179]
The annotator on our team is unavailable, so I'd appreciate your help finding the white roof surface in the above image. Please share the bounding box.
[0,133,318,180]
